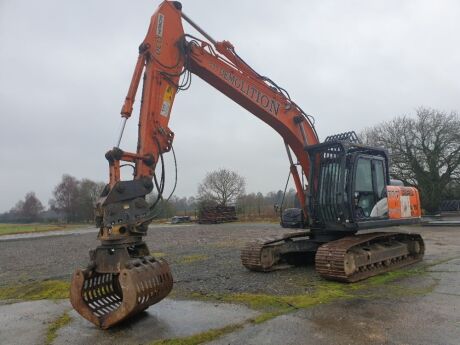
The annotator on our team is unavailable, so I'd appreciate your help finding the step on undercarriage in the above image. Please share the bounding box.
[241,231,425,282]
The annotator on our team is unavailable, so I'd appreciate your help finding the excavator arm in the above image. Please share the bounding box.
[71,1,318,329]
[102,0,318,219]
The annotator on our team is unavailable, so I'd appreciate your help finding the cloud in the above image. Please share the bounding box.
[1,0,459,211]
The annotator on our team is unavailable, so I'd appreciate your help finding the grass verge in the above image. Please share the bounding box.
[0,280,70,301]
[151,252,167,258]
[0,223,87,236]
[177,254,209,264]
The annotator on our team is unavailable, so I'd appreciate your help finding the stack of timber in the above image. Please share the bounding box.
[198,206,238,224]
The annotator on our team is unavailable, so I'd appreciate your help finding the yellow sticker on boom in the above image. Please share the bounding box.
[160,86,174,117]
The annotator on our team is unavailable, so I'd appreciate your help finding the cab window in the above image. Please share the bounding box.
[353,157,386,218]
[374,160,385,198]
[355,159,373,191]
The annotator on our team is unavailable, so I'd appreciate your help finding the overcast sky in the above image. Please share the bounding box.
[1,0,459,212]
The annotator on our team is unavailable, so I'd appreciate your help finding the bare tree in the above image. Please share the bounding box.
[22,192,44,221]
[8,192,44,222]
[49,174,80,222]
[10,200,25,217]
[50,175,106,222]
[198,168,246,206]
[77,179,105,222]
[361,107,460,213]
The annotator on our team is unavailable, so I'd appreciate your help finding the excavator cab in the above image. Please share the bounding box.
[306,132,421,235]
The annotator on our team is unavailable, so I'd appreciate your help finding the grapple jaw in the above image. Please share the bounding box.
[70,254,172,329]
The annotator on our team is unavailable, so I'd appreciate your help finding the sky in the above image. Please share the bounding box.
[1,0,460,212]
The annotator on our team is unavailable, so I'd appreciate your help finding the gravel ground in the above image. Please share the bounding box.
[0,222,320,296]
[1,221,457,298]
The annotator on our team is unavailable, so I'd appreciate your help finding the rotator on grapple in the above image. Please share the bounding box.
[71,0,424,329]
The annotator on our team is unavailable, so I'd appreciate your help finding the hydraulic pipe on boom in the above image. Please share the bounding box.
[70,0,424,329]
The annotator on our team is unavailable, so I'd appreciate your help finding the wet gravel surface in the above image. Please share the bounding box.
[0,222,458,298]
[0,223,319,296]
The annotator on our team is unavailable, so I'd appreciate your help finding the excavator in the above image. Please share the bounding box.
[70,1,425,329]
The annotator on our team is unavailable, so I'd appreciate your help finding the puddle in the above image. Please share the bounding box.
[56,299,258,345]
[0,298,258,345]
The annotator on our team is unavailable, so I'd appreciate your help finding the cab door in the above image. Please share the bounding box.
[352,156,387,219]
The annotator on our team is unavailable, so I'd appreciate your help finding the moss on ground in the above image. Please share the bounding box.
[177,254,209,264]
[45,311,71,345]
[215,280,353,311]
[151,252,167,258]
[251,308,294,324]
[150,323,244,345]
[0,280,69,301]
[188,262,441,326]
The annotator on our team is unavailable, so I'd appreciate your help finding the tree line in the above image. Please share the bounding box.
[1,107,459,223]
[0,173,296,223]
[0,175,105,223]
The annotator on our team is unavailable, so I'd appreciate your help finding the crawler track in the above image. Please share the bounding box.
[315,232,425,282]
[240,231,310,271]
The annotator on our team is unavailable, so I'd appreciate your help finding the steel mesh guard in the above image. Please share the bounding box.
[82,273,123,318]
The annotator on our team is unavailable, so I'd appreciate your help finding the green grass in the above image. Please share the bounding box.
[177,254,209,264]
[150,323,244,345]
[189,264,438,323]
[45,311,72,345]
[251,308,294,324]
[215,280,353,311]
[0,223,86,236]
[0,280,70,301]
[151,252,167,258]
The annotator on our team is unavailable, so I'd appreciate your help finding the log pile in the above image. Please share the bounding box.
[198,206,238,224]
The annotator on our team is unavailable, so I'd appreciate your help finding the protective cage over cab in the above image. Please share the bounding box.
[306,132,421,234]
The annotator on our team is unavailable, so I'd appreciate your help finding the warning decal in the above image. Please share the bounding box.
[160,86,174,117]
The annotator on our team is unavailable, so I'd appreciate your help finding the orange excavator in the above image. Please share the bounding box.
[70,1,425,329]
